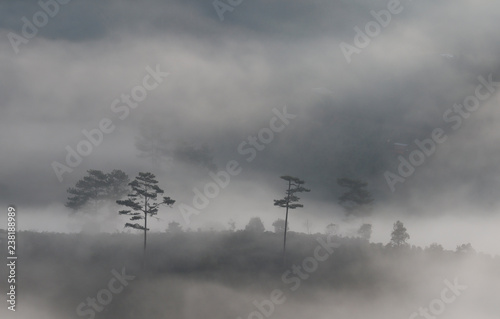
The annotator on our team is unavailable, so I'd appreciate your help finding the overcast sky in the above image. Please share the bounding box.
[1,0,499,253]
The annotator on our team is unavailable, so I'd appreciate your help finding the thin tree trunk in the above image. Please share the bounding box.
[144,212,147,252]
[283,205,289,265]
[283,180,291,266]
[142,196,148,269]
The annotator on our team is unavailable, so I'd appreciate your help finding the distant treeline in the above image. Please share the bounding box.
[5,230,497,285]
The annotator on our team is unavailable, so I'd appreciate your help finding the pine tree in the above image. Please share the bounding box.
[390,220,410,247]
[66,169,130,213]
[117,172,175,259]
[274,175,310,264]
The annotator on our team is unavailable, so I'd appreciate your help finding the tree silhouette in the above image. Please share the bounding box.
[166,221,183,234]
[274,175,310,264]
[358,223,372,241]
[426,243,444,253]
[117,172,175,259]
[245,217,265,233]
[66,169,130,213]
[390,220,410,247]
[272,218,289,234]
[456,243,475,254]
[337,178,373,217]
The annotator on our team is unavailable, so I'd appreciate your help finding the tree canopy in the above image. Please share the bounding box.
[274,175,310,265]
[390,220,410,247]
[117,172,175,254]
[65,169,130,212]
[245,217,265,233]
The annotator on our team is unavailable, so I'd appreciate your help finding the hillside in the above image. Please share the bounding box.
[1,230,498,319]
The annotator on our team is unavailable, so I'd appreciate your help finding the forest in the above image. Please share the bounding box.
[0,225,498,319]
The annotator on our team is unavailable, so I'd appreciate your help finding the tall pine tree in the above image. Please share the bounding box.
[274,175,310,265]
[117,172,175,259]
